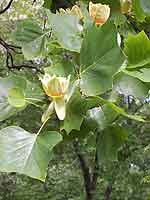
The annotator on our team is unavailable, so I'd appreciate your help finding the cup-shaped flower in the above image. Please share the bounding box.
[40,74,70,98]
[89,1,110,26]
[40,74,70,120]
[59,5,83,19]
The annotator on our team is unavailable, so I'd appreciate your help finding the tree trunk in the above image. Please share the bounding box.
[104,184,112,200]
[73,140,98,200]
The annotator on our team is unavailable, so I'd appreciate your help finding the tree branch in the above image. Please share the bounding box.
[13,64,44,74]
[73,140,93,200]
[0,0,14,14]
[91,149,99,193]
[104,184,112,200]
[0,37,44,74]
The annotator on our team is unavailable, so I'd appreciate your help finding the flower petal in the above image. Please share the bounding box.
[54,97,66,120]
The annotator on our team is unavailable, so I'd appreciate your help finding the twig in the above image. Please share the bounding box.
[0,0,14,14]
[0,37,44,74]
[32,0,37,5]
[13,64,44,74]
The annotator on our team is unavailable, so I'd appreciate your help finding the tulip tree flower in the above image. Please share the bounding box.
[59,5,83,20]
[89,1,110,26]
[40,74,70,121]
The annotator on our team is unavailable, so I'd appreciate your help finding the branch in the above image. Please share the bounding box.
[32,0,37,5]
[73,140,93,200]
[0,37,44,74]
[104,184,112,200]
[0,0,14,14]
[91,148,99,193]
[13,64,44,74]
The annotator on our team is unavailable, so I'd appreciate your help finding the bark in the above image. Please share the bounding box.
[73,140,99,200]
[73,141,93,200]
[104,184,112,200]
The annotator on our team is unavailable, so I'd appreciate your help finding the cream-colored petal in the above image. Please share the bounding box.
[89,1,110,25]
[54,97,66,120]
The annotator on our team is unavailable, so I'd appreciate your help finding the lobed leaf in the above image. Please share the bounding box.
[0,126,62,181]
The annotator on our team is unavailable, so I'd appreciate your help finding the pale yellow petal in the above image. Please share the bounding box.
[54,97,66,120]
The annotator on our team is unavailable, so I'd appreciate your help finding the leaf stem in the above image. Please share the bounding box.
[37,119,48,136]
[25,100,43,108]
[26,97,44,102]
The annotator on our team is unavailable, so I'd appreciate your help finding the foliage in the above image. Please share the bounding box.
[0,0,150,199]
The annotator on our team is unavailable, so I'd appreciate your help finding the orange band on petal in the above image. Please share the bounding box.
[50,92,64,97]
[95,18,106,25]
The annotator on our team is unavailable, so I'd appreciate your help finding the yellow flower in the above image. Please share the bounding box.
[40,74,70,120]
[120,0,132,14]
[40,74,70,98]
[59,5,83,20]
[89,1,110,26]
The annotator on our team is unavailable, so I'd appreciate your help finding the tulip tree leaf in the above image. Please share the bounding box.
[8,87,26,108]
[87,104,118,131]
[97,124,128,162]
[132,0,146,22]
[0,126,62,181]
[22,37,46,60]
[113,72,150,99]
[47,13,83,52]
[45,60,75,78]
[123,67,150,82]
[12,19,46,60]
[107,102,146,122]
[80,22,125,95]
[62,89,87,133]
[124,31,150,69]
[99,0,120,10]
[0,75,27,122]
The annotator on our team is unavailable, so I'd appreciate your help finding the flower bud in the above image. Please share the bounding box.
[120,0,132,14]
[89,1,110,26]
[59,5,83,19]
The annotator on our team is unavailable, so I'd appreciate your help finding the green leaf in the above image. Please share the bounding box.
[97,124,128,162]
[132,0,146,22]
[8,87,26,108]
[85,96,107,110]
[107,102,146,122]
[98,0,120,11]
[45,60,75,78]
[124,31,150,69]
[87,104,118,131]
[113,72,150,99]
[0,75,27,121]
[12,19,46,60]
[80,22,125,95]
[22,37,46,60]
[62,89,87,133]
[123,67,150,82]
[47,13,83,52]
[0,126,62,181]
